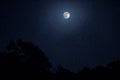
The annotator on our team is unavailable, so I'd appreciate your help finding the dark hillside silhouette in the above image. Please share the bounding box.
[0,40,120,80]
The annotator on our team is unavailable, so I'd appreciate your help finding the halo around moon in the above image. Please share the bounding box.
[63,12,70,19]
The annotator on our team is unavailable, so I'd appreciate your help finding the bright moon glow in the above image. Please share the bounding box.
[63,12,70,19]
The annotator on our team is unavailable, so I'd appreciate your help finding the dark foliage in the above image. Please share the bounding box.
[0,40,52,80]
[76,61,120,80]
[55,65,75,80]
[0,40,120,80]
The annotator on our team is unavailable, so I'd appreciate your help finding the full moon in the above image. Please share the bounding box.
[63,12,70,19]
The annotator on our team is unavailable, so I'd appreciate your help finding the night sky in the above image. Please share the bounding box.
[0,0,120,72]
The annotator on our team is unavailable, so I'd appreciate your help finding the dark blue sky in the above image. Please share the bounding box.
[0,0,120,72]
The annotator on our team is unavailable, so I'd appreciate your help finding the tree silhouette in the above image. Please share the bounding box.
[107,60,120,80]
[91,65,109,80]
[0,40,52,80]
[76,61,120,80]
[0,40,120,80]
[76,67,91,80]
[55,65,75,80]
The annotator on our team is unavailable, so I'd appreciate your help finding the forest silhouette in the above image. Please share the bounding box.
[0,40,119,80]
